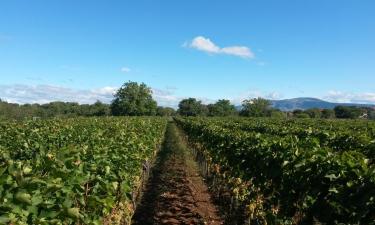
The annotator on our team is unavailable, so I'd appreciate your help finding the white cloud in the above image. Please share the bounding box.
[265,92,283,100]
[230,90,283,105]
[93,86,117,96]
[152,88,182,108]
[121,67,131,73]
[221,46,254,58]
[190,36,220,53]
[323,90,375,104]
[0,84,182,107]
[152,87,219,108]
[0,84,117,104]
[230,92,256,105]
[187,36,254,59]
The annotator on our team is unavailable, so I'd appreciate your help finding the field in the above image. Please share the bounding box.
[0,117,167,224]
[1,117,375,224]
[175,117,375,224]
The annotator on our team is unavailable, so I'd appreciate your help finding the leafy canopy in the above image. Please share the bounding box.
[334,106,363,119]
[240,97,272,117]
[110,81,157,116]
[178,98,207,116]
[156,106,176,117]
[207,99,236,116]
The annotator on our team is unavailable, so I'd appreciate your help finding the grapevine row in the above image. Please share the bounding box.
[0,117,167,224]
[175,117,375,224]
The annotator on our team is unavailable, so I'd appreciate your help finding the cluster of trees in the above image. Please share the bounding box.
[333,106,369,119]
[177,98,237,117]
[109,81,176,117]
[292,108,334,119]
[175,95,374,120]
[177,97,285,118]
[292,106,373,119]
[1,81,374,120]
[0,82,176,120]
[0,100,111,120]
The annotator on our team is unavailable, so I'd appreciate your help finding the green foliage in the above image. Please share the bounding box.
[295,112,310,118]
[292,109,312,118]
[334,106,363,119]
[369,111,375,120]
[0,100,110,120]
[305,108,322,118]
[270,110,286,118]
[177,98,207,116]
[111,81,157,116]
[156,106,176,117]
[0,117,167,224]
[321,108,336,119]
[240,97,272,117]
[175,116,375,224]
[207,99,236,117]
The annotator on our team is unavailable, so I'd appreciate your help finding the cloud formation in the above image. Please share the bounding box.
[152,88,181,108]
[0,84,116,104]
[323,90,375,104]
[187,36,254,58]
[0,84,303,107]
[120,67,131,73]
[0,84,182,107]
[230,90,283,105]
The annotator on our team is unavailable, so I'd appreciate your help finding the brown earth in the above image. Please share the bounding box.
[132,122,223,225]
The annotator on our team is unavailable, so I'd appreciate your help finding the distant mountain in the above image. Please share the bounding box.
[271,97,375,111]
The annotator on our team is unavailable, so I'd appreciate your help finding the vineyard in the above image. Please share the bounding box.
[0,117,167,224]
[175,117,375,224]
[1,116,375,224]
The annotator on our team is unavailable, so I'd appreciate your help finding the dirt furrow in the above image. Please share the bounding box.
[132,122,223,225]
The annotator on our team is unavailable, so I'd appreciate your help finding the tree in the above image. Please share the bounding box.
[177,98,207,116]
[270,110,286,118]
[156,106,176,117]
[292,109,311,118]
[91,101,110,116]
[321,109,335,119]
[369,111,375,120]
[295,113,310,118]
[207,99,236,116]
[305,108,322,118]
[240,97,272,117]
[334,106,362,119]
[110,81,157,116]
[0,99,111,119]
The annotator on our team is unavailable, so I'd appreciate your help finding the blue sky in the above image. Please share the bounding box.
[0,0,374,106]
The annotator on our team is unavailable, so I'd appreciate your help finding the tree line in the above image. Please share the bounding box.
[177,97,375,119]
[1,81,374,120]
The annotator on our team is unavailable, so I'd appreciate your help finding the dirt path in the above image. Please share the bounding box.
[132,122,223,225]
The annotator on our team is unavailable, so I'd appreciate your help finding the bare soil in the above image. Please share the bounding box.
[132,122,223,225]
